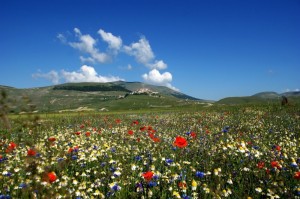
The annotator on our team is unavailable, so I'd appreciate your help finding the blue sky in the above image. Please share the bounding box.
[0,0,299,100]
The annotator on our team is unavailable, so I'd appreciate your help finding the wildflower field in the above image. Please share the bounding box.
[0,105,299,198]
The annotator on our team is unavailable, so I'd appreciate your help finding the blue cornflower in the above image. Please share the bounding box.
[111,183,121,191]
[19,183,27,189]
[80,163,86,167]
[182,195,191,199]
[291,162,298,168]
[195,171,205,178]
[110,167,116,172]
[0,195,11,199]
[222,126,230,133]
[110,147,116,153]
[71,155,78,160]
[3,172,12,177]
[0,157,8,163]
[165,158,173,165]
[57,157,64,162]
[148,181,157,187]
[135,156,142,161]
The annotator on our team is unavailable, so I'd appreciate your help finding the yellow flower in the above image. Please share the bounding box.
[191,179,197,191]
[173,191,181,198]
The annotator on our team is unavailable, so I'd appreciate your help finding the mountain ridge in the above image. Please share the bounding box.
[1,82,299,112]
[0,81,209,113]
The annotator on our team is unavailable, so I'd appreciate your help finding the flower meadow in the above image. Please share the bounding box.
[0,106,299,198]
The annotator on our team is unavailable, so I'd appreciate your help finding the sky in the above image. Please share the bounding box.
[0,0,299,100]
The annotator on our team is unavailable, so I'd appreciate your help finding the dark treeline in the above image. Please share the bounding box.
[53,85,131,92]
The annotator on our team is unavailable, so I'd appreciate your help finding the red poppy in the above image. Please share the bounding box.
[75,132,81,135]
[9,142,17,149]
[128,130,134,135]
[85,132,91,136]
[27,149,37,156]
[80,124,85,129]
[152,137,160,142]
[190,132,197,139]
[142,171,154,181]
[173,136,188,148]
[140,126,147,131]
[115,119,121,124]
[68,146,79,153]
[132,120,139,125]
[178,181,187,188]
[257,161,265,169]
[275,145,281,151]
[6,142,17,152]
[68,148,73,153]
[48,137,56,142]
[48,172,57,183]
[294,171,300,180]
[271,161,280,168]
[148,133,155,139]
[0,155,2,160]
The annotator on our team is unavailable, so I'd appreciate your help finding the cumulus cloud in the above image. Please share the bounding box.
[124,37,155,65]
[32,70,60,84]
[69,28,110,63]
[61,65,123,83]
[79,56,95,64]
[147,60,167,70]
[98,29,122,51]
[56,27,177,90]
[57,33,67,43]
[33,65,124,84]
[142,69,178,91]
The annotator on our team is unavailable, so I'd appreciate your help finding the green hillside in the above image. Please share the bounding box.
[217,91,300,105]
[0,82,207,113]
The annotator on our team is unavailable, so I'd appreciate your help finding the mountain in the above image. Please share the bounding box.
[0,81,208,113]
[217,91,300,105]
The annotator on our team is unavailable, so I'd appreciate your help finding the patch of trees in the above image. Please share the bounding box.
[53,85,131,92]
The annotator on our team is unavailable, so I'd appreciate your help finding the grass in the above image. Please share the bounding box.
[0,104,300,198]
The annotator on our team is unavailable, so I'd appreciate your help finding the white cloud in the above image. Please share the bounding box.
[56,28,177,90]
[74,27,81,35]
[142,69,178,91]
[62,65,124,83]
[69,28,110,63]
[98,29,122,51]
[124,37,154,65]
[285,88,300,92]
[147,60,167,70]
[127,64,133,70]
[33,65,124,84]
[57,33,67,43]
[32,70,60,84]
[79,56,95,64]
